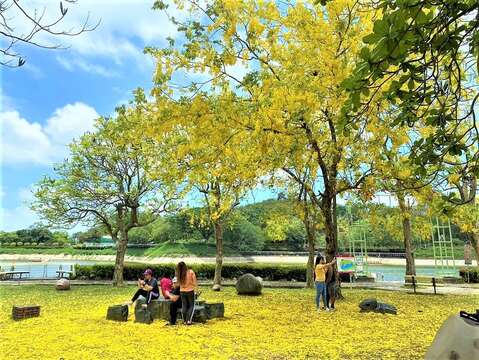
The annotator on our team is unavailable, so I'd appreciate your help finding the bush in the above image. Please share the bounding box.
[285,225,306,250]
[74,263,307,281]
[459,267,479,283]
[224,218,265,251]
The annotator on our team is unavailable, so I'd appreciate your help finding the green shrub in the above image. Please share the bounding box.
[74,263,307,281]
[459,267,479,283]
[224,218,265,251]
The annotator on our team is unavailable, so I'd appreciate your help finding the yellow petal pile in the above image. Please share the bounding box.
[0,286,477,359]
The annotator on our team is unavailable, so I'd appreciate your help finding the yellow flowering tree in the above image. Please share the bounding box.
[145,94,262,289]
[149,0,388,263]
[32,100,179,286]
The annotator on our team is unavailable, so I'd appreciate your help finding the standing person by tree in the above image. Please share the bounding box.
[314,255,336,312]
[32,99,179,286]
[176,261,198,325]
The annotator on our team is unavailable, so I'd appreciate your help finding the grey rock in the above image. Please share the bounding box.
[359,298,378,311]
[359,298,397,315]
[235,273,262,295]
[135,306,153,324]
[205,303,225,319]
[106,304,128,322]
[55,278,70,291]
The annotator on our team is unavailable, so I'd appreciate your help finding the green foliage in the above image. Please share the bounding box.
[0,227,71,245]
[284,221,307,250]
[459,267,479,283]
[223,215,265,251]
[75,262,307,281]
[346,0,479,170]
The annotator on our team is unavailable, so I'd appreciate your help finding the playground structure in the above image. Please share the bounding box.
[338,218,373,280]
[348,223,370,277]
[431,217,457,277]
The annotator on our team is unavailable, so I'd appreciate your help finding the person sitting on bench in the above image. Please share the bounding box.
[130,269,160,306]
[167,276,182,325]
[160,274,173,299]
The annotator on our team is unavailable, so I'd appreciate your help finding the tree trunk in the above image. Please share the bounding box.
[305,219,316,288]
[322,194,338,262]
[397,194,416,276]
[113,230,128,287]
[320,193,344,299]
[472,233,479,265]
[213,221,223,289]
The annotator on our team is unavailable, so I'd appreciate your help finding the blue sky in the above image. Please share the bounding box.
[0,0,275,231]
[0,1,183,231]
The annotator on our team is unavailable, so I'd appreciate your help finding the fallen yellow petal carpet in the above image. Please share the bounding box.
[0,285,476,359]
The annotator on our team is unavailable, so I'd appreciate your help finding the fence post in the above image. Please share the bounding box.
[432,277,437,295]
[412,276,416,294]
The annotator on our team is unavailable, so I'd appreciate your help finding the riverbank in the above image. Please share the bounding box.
[0,253,476,266]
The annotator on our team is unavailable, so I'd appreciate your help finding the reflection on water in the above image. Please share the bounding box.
[0,260,99,279]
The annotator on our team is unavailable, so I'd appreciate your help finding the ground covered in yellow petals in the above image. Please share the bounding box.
[0,285,477,359]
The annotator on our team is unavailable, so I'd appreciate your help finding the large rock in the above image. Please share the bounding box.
[205,303,225,319]
[359,298,378,311]
[106,305,128,322]
[375,302,397,315]
[55,278,70,291]
[192,305,207,323]
[135,306,153,324]
[425,314,479,359]
[359,298,397,315]
[235,273,262,295]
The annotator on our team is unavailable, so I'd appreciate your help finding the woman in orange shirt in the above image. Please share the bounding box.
[176,261,198,325]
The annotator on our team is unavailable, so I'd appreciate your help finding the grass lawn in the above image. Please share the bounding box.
[0,286,476,359]
[414,245,465,260]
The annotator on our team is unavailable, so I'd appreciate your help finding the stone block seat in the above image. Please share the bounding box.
[143,298,224,323]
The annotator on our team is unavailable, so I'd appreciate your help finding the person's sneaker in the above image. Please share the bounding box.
[329,307,336,312]
[325,307,331,312]
[317,308,321,313]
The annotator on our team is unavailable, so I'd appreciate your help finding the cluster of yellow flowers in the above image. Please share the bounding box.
[0,286,477,359]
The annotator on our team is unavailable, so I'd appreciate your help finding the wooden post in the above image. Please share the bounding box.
[412,276,416,294]
[432,277,437,295]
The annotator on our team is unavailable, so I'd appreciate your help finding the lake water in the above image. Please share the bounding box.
[369,264,459,282]
[0,260,99,279]
[0,260,461,281]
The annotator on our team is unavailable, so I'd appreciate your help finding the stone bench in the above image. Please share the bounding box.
[143,298,224,323]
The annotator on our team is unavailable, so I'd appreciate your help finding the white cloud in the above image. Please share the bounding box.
[1,111,52,165]
[0,88,16,112]
[5,1,182,73]
[0,186,39,231]
[1,102,99,166]
[0,203,39,232]
[56,56,118,78]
